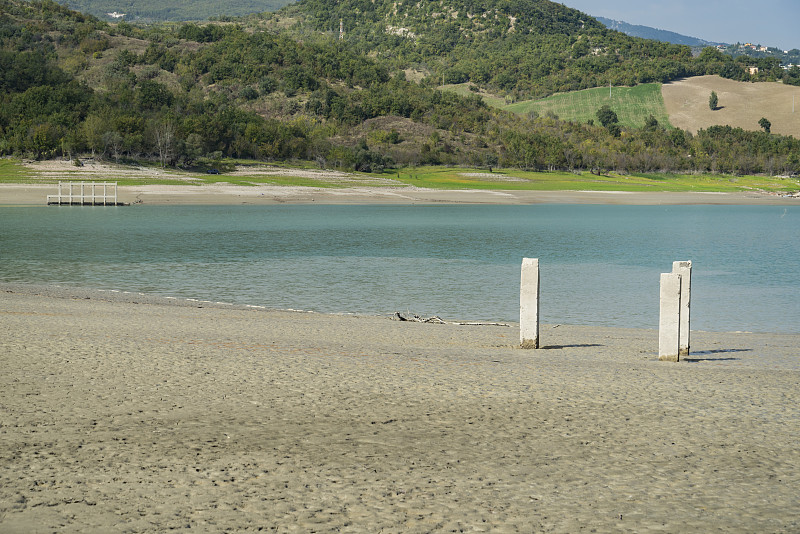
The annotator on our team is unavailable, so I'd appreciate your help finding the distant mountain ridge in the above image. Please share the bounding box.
[596,17,724,47]
[595,15,799,65]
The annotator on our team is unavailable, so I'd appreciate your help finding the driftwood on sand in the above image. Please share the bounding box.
[392,311,509,327]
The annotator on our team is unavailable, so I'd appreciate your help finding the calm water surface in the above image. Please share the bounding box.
[1,204,798,333]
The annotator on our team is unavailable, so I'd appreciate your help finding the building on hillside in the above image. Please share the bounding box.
[747,66,759,75]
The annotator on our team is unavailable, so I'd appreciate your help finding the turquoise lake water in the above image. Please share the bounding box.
[1,204,798,333]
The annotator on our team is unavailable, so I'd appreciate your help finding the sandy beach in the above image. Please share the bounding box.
[1,284,798,532]
[1,182,799,206]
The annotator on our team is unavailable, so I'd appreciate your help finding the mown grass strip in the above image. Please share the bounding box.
[392,167,798,193]
[0,159,35,182]
[195,174,351,188]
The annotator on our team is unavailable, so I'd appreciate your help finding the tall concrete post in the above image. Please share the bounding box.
[520,258,540,349]
[659,272,682,362]
[672,260,692,357]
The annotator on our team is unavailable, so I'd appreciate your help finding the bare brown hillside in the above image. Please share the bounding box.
[662,75,800,137]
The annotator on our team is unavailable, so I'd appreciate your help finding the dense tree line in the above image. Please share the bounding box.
[497,116,800,176]
[1,0,799,177]
[61,0,292,23]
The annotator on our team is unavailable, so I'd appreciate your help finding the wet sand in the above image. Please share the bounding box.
[1,182,798,206]
[1,285,799,532]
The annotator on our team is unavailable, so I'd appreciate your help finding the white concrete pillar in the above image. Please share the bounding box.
[520,258,540,349]
[659,272,682,362]
[672,260,692,357]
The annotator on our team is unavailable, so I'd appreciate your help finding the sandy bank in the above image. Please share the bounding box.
[2,160,797,206]
[1,182,798,206]
[1,284,799,532]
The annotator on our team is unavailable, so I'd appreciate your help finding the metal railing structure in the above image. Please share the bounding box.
[47,182,124,206]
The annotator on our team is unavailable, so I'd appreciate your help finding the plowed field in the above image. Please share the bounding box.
[662,75,800,137]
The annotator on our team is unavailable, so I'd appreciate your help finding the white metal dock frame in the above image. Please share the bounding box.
[47,182,123,206]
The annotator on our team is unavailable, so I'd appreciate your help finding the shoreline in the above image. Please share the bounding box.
[2,283,799,531]
[2,182,799,206]
[3,280,799,349]
[4,281,797,336]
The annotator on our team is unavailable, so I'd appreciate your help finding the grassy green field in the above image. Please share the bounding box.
[441,83,672,129]
[2,158,798,194]
[504,84,671,128]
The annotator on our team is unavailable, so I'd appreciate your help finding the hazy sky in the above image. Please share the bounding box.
[559,0,798,51]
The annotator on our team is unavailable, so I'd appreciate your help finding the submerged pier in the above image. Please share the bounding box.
[47,182,126,206]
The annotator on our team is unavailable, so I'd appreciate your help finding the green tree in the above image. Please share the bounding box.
[82,114,107,158]
[759,117,771,133]
[709,91,718,110]
[596,105,618,128]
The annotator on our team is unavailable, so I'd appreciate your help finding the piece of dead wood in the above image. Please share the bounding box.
[392,312,446,323]
[392,312,508,327]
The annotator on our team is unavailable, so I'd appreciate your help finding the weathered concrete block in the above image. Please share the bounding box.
[672,260,692,357]
[520,258,540,349]
[659,272,682,362]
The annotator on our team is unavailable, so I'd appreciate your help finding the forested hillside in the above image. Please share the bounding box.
[290,0,797,99]
[2,0,799,177]
[294,0,693,100]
